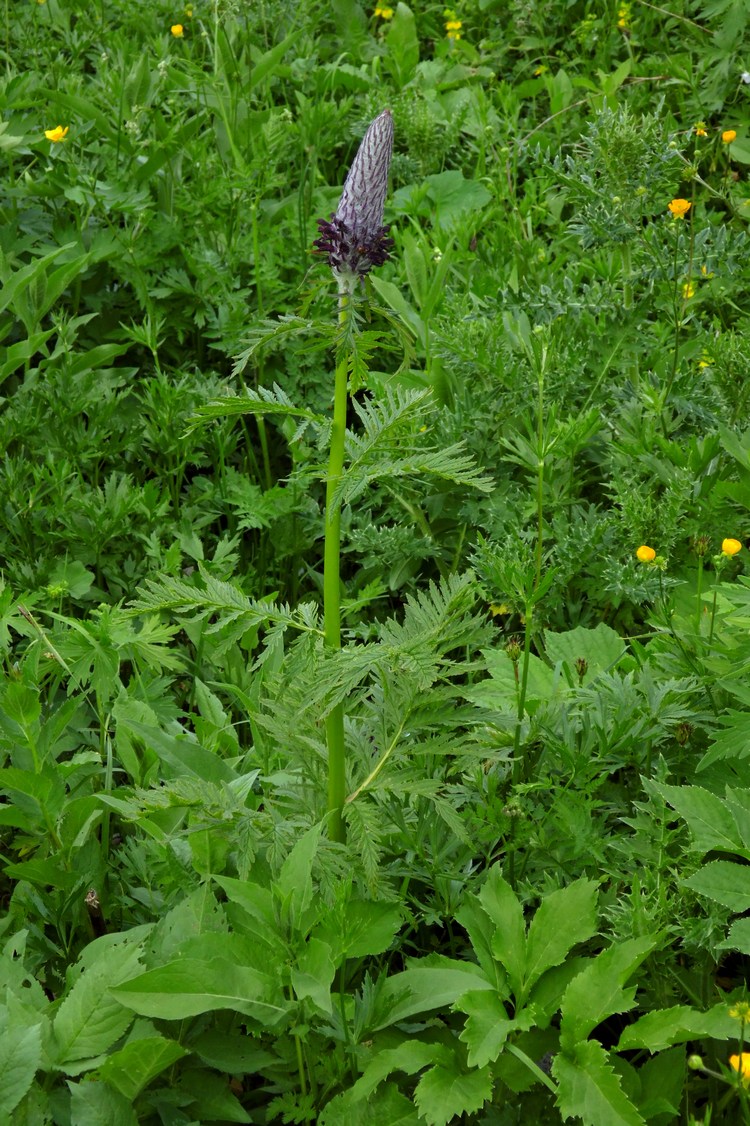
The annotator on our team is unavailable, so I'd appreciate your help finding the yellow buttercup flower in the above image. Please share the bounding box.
[668,198,691,217]
[534,65,548,76]
[722,129,737,144]
[730,1053,750,1082]
[729,1002,750,1022]
[170,23,184,37]
[374,5,394,16]
[636,545,656,563]
[682,281,696,299]
[722,538,742,556]
[694,123,707,137]
[44,125,69,143]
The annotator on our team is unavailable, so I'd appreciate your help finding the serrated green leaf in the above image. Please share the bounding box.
[654,783,744,855]
[319,1081,420,1126]
[0,1010,43,1117]
[523,880,598,1001]
[276,821,324,931]
[617,1003,736,1051]
[559,937,655,1050]
[372,958,494,1032]
[478,867,526,997]
[683,859,750,911]
[456,989,524,1069]
[413,1060,493,1126]
[553,1040,645,1126]
[68,1080,138,1126]
[544,622,626,682]
[98,1035,188,1100]
[291,936,335,1014]
[350,1041,443,1101]
[53,943,143,1068]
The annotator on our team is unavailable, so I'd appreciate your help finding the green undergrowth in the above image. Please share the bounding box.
[2,0,750,1123]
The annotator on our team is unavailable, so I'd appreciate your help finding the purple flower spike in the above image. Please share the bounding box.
[314,109,394,292]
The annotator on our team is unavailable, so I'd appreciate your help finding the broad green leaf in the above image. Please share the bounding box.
[372,958,494,1031]
[456,989,531,1069]
[351,1041,444,1101]
[544,623,626,682]
[559,937,655,1050]
[0,1010,43,1117]
[214,876,277,945]
[53,942,143,1068]
[98,1035,188,1100]
[637,1047,685,1121]
[523,880,598,1000]
[617,1005,724,1051]
[478,867,526,997]
[112,959,288,1023]
[275,822,324,931]
[454,896,506,990]
[191,1030,278,1074]
[319,1081,420,1126]
[68,1080,138,1126]
[654,783,744,855]
[340,900,403,959]
[291,936,335,1014]
[553,1040,645,1126]
[683,860,750,911]
[413,1060,493,1126]
[172,1069,251,1123]
[721,916,750,953]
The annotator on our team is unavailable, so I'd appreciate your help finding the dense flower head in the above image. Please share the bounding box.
[314,109,394,290]
[636,545,656,562]
[722,129,737,144]
[44,125,69,143]
[668,198,691,217]
[722,538,742,556]
[171,23,184,37]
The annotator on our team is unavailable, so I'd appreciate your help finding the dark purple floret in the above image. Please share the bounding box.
[314,214,394,277]
[314,109,394,289]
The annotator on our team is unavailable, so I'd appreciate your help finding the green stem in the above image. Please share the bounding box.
[695,555,703,639]
[324,294,350,843]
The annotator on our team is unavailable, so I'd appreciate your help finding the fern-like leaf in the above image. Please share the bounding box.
[185,382,323,435]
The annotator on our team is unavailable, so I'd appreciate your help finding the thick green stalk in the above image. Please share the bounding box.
[324,295,350,842]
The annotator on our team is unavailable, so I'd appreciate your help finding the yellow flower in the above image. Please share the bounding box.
[374,5,394,16]
[722,129,737,144]
[184,5,193,16]
[636,545,656,563]
[698,353,713,368]
[722,538,742,556]
[694,122,707,137]
[682,280,696,299]
[730,1002,750,1022]
[617,3,631,28]
[730,1053,750,1082]
[533,65,548,76]
[668,198,691,217]
[170,23,184,37]
[44,125,69,143]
